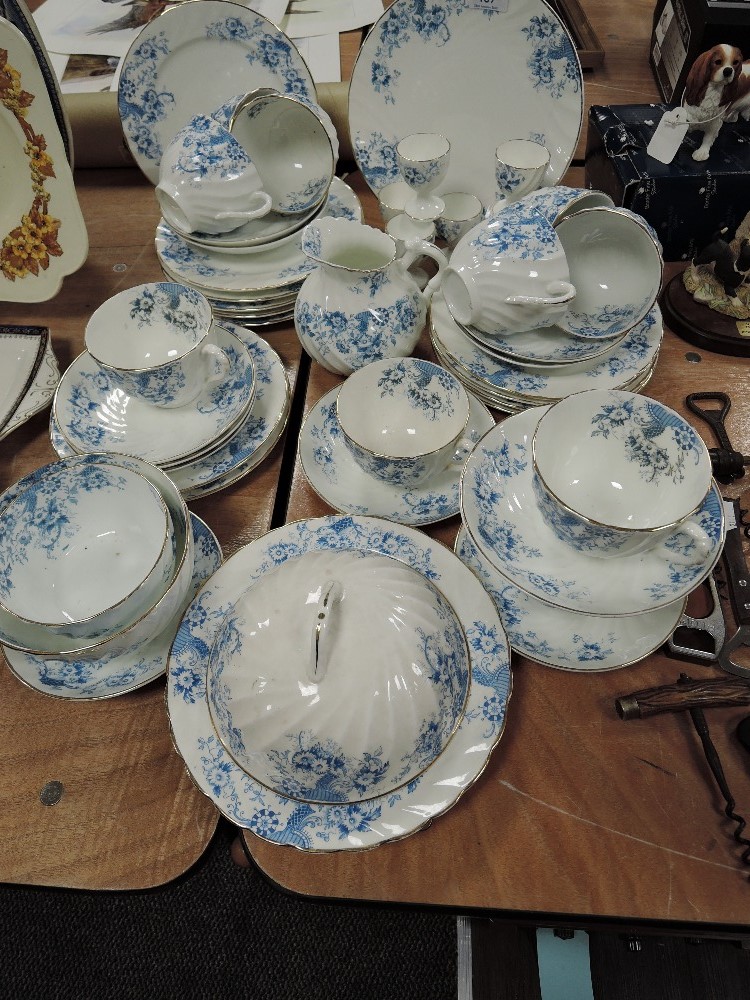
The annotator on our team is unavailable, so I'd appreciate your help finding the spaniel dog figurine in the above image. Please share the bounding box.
[684,43,743,160]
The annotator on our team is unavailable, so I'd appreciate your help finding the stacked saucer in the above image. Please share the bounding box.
[430,291,662,413]
[155,177,363,325]
[50,323,290,501]
[457,395,725,671]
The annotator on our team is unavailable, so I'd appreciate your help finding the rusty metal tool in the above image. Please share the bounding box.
[716,497,750,679]
[685,392,750,483]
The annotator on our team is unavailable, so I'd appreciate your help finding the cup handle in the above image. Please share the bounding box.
[216,190,272,222]
[450,434,478,467]
[504,280,576,308]
[655,518,712,567]
[200,344,231,388]
[308,580,343,683]
[400,239,449,303]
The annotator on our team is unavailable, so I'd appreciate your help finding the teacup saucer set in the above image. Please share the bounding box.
[0,0,727,853]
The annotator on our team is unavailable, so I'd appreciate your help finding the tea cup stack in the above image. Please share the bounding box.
[457,389,725,671]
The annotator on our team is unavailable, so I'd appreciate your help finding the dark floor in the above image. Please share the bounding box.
[0,819,748,1000]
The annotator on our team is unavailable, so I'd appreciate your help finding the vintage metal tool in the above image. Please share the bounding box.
[616,673,750,875]
[666,573,725,663]
[685,392,750,483]
[716,497,750,679]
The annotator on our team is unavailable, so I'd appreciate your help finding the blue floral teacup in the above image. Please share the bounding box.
[335,357,473,488]
[156,113,272,236]
[85,282,233,409]
[532,389,714,563]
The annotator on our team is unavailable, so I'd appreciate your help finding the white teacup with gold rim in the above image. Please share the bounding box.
[531,389,713,563]
[336,358,473,488]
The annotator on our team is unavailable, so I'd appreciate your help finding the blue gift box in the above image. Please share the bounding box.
[584,103,750,261]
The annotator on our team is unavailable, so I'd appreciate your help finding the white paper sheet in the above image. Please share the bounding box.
[292,32,340,83]
[32,0,289,60]
[281,0,382,39]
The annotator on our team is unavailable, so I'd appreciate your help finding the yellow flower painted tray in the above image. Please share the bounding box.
[0,17,87,303]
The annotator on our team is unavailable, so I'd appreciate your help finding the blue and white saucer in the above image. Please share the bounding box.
[50,325,291,501]
[460,407,725,617]
[456,529,686,671]
[53,325,255,468]
[299,386,495,526]
[3,514,221,700]
[431,293,662,406]
[167,515,512,851]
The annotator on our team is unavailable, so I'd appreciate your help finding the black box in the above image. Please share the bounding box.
[651,0,750,103]
[584,103,750,260]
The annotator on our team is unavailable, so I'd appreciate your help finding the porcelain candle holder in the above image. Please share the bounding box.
[554,207,663,340]
[0,461,174,641]
[442,201,575,336]
[336,357,472,488]
[227,89,335,216]
[396,132,450,221]
[494,138,550,205]
[532,389,713,562]
[206,548,470,803]
[156,114,272,236]
[295,217,447,375]
[85,282,232,409]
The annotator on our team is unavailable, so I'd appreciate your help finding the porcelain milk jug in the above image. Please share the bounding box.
[294,217,447,375]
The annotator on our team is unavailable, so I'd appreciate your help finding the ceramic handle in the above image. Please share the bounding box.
[215,189,272,222]
[656,518,711,567]
[201,344,231,388]
[309,580,343,683]
[505,280,576,308]
[400,239,449,303]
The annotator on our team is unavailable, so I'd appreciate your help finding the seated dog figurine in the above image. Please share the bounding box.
[683,43,743,161]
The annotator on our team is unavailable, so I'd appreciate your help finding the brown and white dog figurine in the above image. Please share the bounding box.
[684,43,743,161]
[723,60,750,125]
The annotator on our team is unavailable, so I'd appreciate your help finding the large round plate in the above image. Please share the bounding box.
[460,407,726,616]
[167,515,512,851]
[118,0,316,184]
[349,0,583,207]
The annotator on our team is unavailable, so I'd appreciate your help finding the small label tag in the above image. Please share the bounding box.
[737,320,750,339]
[646,107,689,164]
[464,0,509,11]
[725,500,738,532]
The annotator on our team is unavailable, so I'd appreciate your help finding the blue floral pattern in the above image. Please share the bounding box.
[166,515,512,849]
[118,8,315,181]
[0,464,128,603]
[522,13,580,99]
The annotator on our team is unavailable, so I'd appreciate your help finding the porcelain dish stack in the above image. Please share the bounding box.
[0,452,222,700]
[456,389,726,672]
[48,283,291,501]
[429,188,665,415]
[115,0,366,326]
[166,513,512,851]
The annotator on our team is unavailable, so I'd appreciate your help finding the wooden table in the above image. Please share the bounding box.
[3,0,750,935]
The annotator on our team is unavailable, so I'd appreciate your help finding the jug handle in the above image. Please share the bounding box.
[399,239,449,304]
[504,280,576,308]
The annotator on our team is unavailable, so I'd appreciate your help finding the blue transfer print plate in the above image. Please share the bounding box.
[167,515,512,851]
[50,325,291,502]
[430,294,663,404]
[54,326,255,468]
[3,515,222,700]
[299,385,494,527]
[349,0,582,206]
[456,529,686,671]
[118,0,316,184]
[459,407,725,616]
